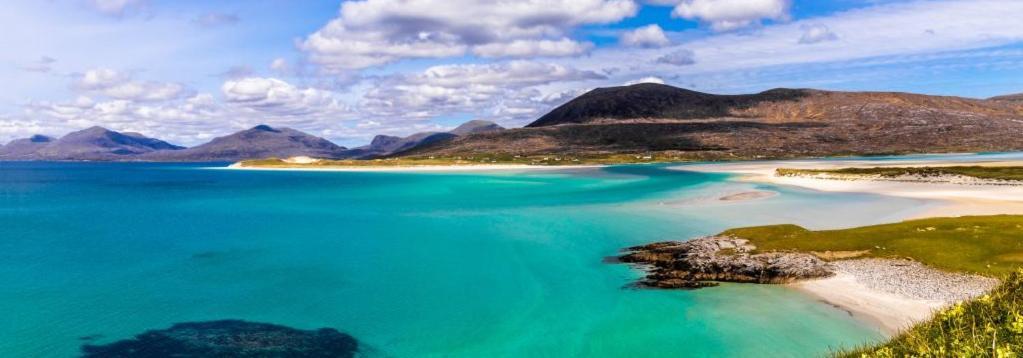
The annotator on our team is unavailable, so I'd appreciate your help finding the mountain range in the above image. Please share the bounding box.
[406,83,1023,159]
[4,84,1023,162]
[0,120,504,162]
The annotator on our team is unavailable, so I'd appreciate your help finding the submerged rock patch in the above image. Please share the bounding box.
[80,320,358,358]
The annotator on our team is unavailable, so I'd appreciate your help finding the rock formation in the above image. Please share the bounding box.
[618,236,833,289]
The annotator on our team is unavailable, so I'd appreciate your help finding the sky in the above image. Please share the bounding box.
[2,0,1023,147]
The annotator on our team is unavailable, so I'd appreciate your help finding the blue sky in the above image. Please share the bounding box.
[2,0,1022,147]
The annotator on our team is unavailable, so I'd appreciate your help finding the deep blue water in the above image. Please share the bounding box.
[0,160,952,357]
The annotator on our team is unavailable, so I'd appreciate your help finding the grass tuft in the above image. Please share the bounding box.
[723,216,1023,276]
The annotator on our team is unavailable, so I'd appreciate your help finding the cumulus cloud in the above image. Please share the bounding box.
[798,24,838,44]
[19,84,356,146]
[73,68,189,102]
[620,24,671,48]
[472,38,592,58]
[300,0,638,71]
[192,12,239,28]
[673,0,790,31]
[21,56,57,73]
[221,77,351,117]
[624,76,665,85]
[655,49,696,65]
[362,61,605,122]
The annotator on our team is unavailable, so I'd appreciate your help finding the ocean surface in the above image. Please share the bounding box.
[2,154,1014,357]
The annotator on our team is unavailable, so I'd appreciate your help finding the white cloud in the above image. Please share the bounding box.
[573,0,1023,79]
[362,61,604,122]
[221,77,351,117]
[270,58,289,72]
[74,68,188,102]
[798,24,838,44]
[300,0,638,71]
[656,49,696,65]
[624,76,665,85]
[620,24,671,48]
[673,0,790,31]
[472,38,592,58]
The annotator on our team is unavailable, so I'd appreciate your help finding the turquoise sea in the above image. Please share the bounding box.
[3,154,1015,357]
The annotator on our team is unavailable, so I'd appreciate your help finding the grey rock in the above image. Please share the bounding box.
[618,236,834,289]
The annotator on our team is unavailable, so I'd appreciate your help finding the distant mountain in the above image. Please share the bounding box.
[0,127,183,161]
[345,132,457,159]
[143,125,348,162]
[406,84,1023,159]
[527,83,808,127]
[449,120,505,135]
[0,135,55,160]
[990,93,1023,103]
[346,120,504,159]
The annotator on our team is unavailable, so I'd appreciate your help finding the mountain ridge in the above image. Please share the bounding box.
[406,83,1023,159]
[141,125,349,162]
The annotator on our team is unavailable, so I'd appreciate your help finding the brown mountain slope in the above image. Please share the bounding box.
[404,84,1023,159]
[991,93,1023,103]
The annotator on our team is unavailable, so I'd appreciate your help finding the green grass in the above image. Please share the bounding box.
[723,215,1023,276]
[776,166,1023,181]
[724,215,1023,355]
[838,270,1023,357]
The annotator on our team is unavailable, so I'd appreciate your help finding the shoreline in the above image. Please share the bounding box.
[789,273,944,335]
[223,162,607,172]
[677,159,1023,218]
[790,259,997,335]
[677,158,1019,335]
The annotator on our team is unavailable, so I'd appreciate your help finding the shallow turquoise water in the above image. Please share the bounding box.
[0,160,954,357]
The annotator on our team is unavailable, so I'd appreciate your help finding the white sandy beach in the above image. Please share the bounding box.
[680,159,1023,218]
[791,273,944,335]
[679,158,1022,335]
[225,162,606,172]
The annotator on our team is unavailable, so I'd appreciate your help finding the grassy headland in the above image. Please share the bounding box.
[839,270,1023,357]
[777,166,1023,182]
[724,216,1023,355]
[723,215,1023,276]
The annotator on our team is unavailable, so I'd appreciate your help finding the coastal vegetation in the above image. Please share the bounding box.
[720,216,1023,355]
[840,270,1023,357]
[777,166,1023,182]
[723,215,1023,275]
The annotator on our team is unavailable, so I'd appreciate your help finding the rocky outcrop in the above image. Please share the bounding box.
[80,320,359,358]
[618,236,833,289]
